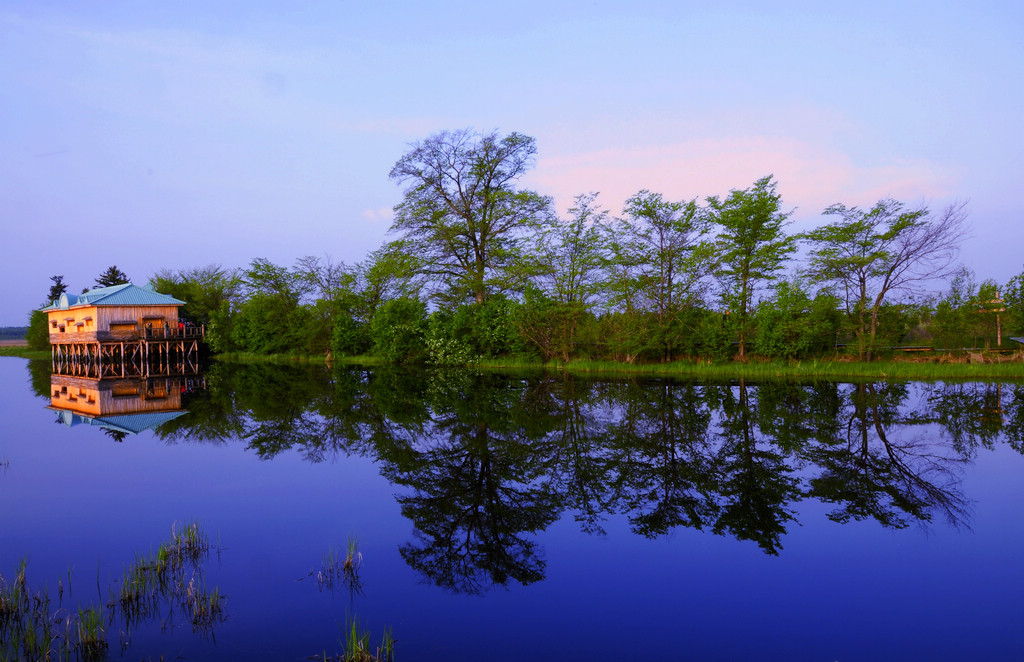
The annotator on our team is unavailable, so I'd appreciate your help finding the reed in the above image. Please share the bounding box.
[317,546,342,590]
[114,521,224,636]
[3,523,224,660]
[343,616,371,660]
[0,561,81,661]
[317,537,363,595]
[183,576,225,634]
[75,605,108,659]
[336,617,393,662]
[342,537,362,582]
[171,521,210,564]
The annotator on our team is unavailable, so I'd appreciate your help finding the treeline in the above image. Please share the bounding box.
[29,130,1024,363]
[0,327,28,340]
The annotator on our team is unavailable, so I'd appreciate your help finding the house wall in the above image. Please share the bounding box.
[48,305,180,343]
[49,375,184,416]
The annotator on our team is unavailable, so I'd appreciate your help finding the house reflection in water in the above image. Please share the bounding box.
[48,374,205,437]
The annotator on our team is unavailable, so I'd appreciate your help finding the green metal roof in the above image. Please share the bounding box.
[52,408,187,434]
[42,283,185,311]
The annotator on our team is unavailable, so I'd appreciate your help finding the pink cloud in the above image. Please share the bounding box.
[527,136,961,223]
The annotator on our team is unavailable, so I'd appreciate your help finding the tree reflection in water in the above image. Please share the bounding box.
[122,360,1024,592]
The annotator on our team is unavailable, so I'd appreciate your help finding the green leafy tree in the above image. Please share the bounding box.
[26,309,49,351]
[226,258,311,355]
[388,128,552,304]
[370,297,428,363]
[753,279,841,359]
[329,243,423,358]
[929,267,1002,349]
[804,199,968,359]
[1003,266,1024,340]
[605,190,714,361]
[519,193,608,360]
[292,255,360,356]
[708,175,796,360]
[150,265,241,349]
[94,265,130,288]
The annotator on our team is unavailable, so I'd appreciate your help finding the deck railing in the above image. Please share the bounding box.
[142,325,206,340]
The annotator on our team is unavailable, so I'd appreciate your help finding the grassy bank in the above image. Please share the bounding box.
[10,345,1024,380]
[204,351,1024,380]
[213,352,387,366]
[0,346,48,360]
[477,357,1024,381]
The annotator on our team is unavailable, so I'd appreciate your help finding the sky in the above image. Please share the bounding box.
[2,0,1023,325]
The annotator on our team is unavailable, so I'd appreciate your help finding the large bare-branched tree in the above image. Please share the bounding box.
[388,129,552,304]
[804,199,970,359]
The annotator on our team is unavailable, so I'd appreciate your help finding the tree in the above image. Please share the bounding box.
[753,278,841,359]
[370,297,428,363]
[150,265,242,351]
[605,190,714,361]
[804,199,969,359]
[26,310,49,351]
[708,175,796,360]
[29,276,68,350]
[1002,266,1024,339]
[47,275,67,302]
[519,193,609,360]
[95,265,130,288]
[388,128,552,304]
[226,258,311,355]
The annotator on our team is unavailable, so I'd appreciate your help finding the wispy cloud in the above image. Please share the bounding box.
[530,136,960,222]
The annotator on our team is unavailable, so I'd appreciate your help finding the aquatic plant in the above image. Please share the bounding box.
[343,537,363,583]
[335,617,394,662]
[75,605,109,660]
[1,521,224,660]
[113,521,224,637]
[0,560,109,662]
[317,537,363,595]
[171,520,210,564]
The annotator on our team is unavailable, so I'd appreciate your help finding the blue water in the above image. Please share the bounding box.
[2,357,1023,661]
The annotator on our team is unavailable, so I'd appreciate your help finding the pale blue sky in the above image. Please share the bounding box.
[2,1,1022,324]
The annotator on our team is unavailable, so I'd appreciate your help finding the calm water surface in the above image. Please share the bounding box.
[1,357,1023,661]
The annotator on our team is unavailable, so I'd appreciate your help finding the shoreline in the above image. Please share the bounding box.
[5,345,1024,380]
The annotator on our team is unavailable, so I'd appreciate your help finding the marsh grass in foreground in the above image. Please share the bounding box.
[315,617,394,662]
[0,521,224,661]
[115,521,224,643]
[0,559,109,662]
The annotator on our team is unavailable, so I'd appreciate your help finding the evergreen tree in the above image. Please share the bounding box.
[95,265,130,288]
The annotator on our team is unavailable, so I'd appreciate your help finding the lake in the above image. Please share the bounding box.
[2,357,1023,661]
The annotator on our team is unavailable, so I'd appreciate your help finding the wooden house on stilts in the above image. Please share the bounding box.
[41,283,203,378]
